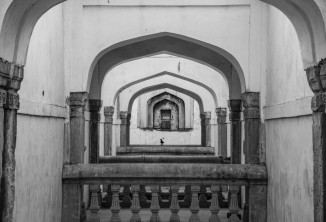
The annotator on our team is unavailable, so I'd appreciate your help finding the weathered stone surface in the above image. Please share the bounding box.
[312,112,326,222]
[89,99,102,163]
[200,112,211,147]
[242,92,260,164]
[116,146,215,156]
[249,185,267,222]
[104,106,114,155]
[62,184,83,222]
[120,111,128,147]
[228,100,241,164]
[99,156,223,163]
[216,107,227,158]
[69,92,88,164]
[62,163,268,186]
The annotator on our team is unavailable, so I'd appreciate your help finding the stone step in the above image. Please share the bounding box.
[117,146,215,156]
[99,155,223,163]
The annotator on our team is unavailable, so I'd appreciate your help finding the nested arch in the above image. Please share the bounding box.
[152,99,179,131]
[128,83,204,116]
[147,92,185,130]
[112,71,219,108]
[89,32,244,100]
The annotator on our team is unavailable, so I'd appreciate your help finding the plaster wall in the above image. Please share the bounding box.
[13,5,66,222]
[264,6,314,221]
[101,55,228,109]
[59,1,266,93]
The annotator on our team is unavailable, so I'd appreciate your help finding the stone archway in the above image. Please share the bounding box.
[147,92,185,131]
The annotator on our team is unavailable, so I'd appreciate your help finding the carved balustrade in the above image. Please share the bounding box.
[63,162,267,222]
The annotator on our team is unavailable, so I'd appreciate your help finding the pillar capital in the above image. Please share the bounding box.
[89,99,102,122]
[120,111,128,125]
[306,59,326,94]
[216,107,227,124]
[242,92,260,119]
[69,92,88,118]
[104,106,114,123]
[228,100,241,121]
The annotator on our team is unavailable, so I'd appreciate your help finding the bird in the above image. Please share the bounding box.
[160,138,165,146]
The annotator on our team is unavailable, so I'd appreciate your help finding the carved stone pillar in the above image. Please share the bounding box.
[120,111,128,147]
[306,59,326,222]
[0,85,6,202]
[216,108,227,158]
[104,106,114,156]
[89,100,102,164]
[62,92,88,222]
[242,92,260,164]
[200,112,211,147]
[0,60,23,222]
[228,100,242,164]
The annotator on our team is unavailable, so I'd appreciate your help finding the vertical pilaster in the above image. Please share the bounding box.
[62,92,88,222]
[228,100,241,164]
[241,92,260,164]
[104,106,114,156]
[120,111,128,147]
[216,108,227,158]
[306,60,326,222]
[89,100,102,163]
[0,61,23,222]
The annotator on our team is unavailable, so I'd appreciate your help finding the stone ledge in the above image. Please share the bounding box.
[18,98,66,118]
[99,155,223,163]
[62,163,267,186]
[117,146,215,155]
[263,97,312,120]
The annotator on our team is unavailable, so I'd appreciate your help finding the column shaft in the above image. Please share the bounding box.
[0,62,23,222]
[89,100,102,163]
[62,92,88,222]
[242,92,260,164]
[120,111,128,147]
[228,100,241,164]
[104,106,114,156]
[216,108,227,158]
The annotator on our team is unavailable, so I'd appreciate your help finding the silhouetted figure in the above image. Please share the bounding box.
[160,138,164,146]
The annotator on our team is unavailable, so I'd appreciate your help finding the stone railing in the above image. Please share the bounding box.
[63,163,267,222]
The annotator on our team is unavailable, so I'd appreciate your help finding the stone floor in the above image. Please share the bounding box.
[87,209,243,222]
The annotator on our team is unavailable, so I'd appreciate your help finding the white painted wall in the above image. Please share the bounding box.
[263,6,314,221]
[14,5,65,222]
[58,0,267,93]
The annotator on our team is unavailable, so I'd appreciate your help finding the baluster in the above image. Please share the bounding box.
[122,185,132,208]
[150,185,161,222]
[189,185,200,222]
[130,185,141,222]
[110,185,121,222]
[228,186,240,222]
[199,185,209,208]
[89,185,100,222]
[169,185,180,222]
[182,185,192,208]
[139,185,150,208]
[209,185,221,222]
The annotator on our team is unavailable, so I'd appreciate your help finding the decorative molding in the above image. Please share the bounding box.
[120,111,128,125]
[4,91,19,110]
[216,107,227,124]
[305,59,326,94]
[228,100,241,122]
[104,106,114,123]
[69,92,88,118]
[89,99,102,112]
[242,92,260,119]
